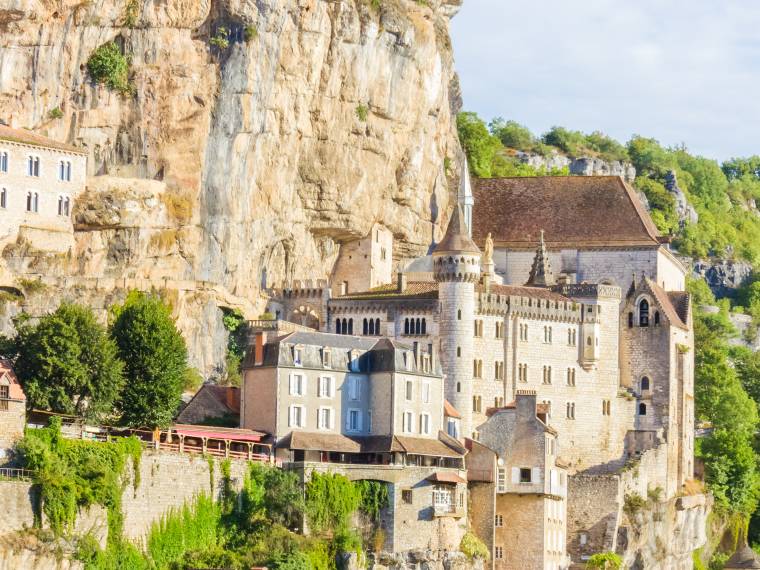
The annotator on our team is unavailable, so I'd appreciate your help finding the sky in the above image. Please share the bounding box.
[450,0,760,162]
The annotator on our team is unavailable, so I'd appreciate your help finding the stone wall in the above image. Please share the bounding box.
[121,451,249,540]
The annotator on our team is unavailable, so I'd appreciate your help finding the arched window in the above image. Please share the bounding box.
[375,318,380,335]
[641,377,650,391]
[415,318,421,335]
[639,299,649,327]
[348,319,353,335]
[628,312,634,328]
[404,318,410,335]
[654,311,660,326]
[638,402,647,416]
[456,382,461,393]
[457,309,462,320]
[587,336,592,346]
[421,319,427,335]
[363,319,369,335]
[336,320,341,334]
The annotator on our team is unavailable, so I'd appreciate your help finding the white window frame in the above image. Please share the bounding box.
[405,379,414,401]
[497,468,506,492]
[293,347,303,366]
[347,408,362,432]
[288,404,305,428]
[419,412,431,435]
[318,375,333,398]
[402,410,414,434]
[289,373,306,396]
[317,406,334,430]
[348,375,361,400]
[422,381,431,404]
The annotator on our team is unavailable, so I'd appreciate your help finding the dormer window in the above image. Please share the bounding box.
[322,349,331,368]
[293,347,303,366]
[27,155,40,177]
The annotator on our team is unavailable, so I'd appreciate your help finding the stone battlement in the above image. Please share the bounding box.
[478,291,582,322]
[554,283,622,300]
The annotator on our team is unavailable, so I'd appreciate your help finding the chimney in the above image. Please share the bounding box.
[428,343,435,372]
[254,331,267,366]
[515,389,537,422]
[397,271,407,293]
[413,341,420,368]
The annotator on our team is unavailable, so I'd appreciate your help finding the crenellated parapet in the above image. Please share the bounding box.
[555,283,622,300]
[478,291,582,323]
[433,254,481,283]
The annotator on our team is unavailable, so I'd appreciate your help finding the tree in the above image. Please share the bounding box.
[488,118,535,150]
[456,112,501,177]
[541,126,586,156]
[12,304,124,421]
[111,292,188,428]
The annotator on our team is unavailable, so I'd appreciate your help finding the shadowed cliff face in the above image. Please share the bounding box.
[0,0,463,375]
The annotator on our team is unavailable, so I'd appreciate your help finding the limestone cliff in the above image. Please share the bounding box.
[0,0,463,376]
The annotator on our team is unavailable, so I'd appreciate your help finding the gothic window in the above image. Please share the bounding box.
[654,311,660,326]
[542,366,552,384]
[0,151,7,172]
[404,318,410,335]
[641,376,650,392]
[0,188,6,209]
[628,312,634,328]
[375,318,381,335]
[27,155,40,177]
[566,402,575,419]
[602,400,611,415]
[348,319,353,335]
[363,318,369,335]
[638,402,647,416]
[335,320,341,334]
[415,318,421,334]
[473,359,482,378]
[586,336,592,346]
[421,319,427,334]
[567,367,576,386]
[639,299,650,327]
[457,309,462,320]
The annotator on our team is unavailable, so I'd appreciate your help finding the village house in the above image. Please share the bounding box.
[0,125,86,253]
[0,359,26,463]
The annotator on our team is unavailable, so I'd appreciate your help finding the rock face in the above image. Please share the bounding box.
[664,170,698,227]
[0,0,463,376]
[515,151,636,181]
[693,259,753,299]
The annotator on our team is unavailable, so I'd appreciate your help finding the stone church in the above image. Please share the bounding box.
[264,166,697,569]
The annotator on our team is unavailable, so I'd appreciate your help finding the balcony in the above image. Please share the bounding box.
[432,490,464,518]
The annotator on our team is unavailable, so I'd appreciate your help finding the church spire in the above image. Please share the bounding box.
[458,156,474,236]
[526,230,555,287]
[434,203,480,255]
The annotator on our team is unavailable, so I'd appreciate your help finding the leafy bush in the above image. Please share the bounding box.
[244,25,258,42]
[355,104,369,122]
[48,107,64,120]
[210,27,230,49]
[459,532,489,560]
[489,118,535,150]
[623,492,646,517]
[305,472,361,533]
[87,42,131,94]
[586,552,623,569]
[355,480,389,522]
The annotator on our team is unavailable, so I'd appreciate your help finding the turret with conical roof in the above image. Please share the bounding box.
[526,230,555,287]
[433,203,481,439]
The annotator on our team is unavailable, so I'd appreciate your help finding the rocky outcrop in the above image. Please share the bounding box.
[692,259,753,299]
[664,171,698,227]
[617,494,710,570]
[515,151,636,181]
[0,0,463,376]
[359,550,484,570]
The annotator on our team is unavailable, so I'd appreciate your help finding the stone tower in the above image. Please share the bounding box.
[434,203,481,438]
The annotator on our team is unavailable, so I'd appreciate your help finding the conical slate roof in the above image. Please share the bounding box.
[725,542,760,569]
[434,204,480,254]
[526,230,555,287]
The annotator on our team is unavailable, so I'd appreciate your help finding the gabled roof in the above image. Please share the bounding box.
[0,125,86,155]
[336,280,439,301]
[444,400,462,419]
[637,278,690,330]
[0,359,26,400]
[472,176,662,248]
[183,384,240,414]
[434,204,480,254]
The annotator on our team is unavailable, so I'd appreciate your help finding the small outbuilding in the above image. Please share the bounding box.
[0,359,27,462]
[725,540,760,569]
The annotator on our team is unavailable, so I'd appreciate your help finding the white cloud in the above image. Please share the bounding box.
[451,0,760,160]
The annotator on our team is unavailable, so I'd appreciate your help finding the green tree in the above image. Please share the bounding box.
[111,292,188,428]
[488,118,535,150]
[13,304,124,421]
[457,112,501,177]
[635,177,679,234]
[541,126,586,156]
[722,155,760,181]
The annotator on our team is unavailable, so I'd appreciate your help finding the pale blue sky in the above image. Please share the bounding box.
[450,0,760,161]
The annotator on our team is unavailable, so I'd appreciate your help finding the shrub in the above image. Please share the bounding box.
[48,107,64,120]
[210,27,230,49]
[355,104,369,122]
[647,486,663,503]
[305,472,362,533]
[87,42,131,94]
[586,552,623,569]
[459,532,489,560]
[17,277,47,294]
[123,0,139,27]
[244,25,258,42]
[623,492,646,517]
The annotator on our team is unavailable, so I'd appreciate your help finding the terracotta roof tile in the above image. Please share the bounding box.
[0,125,85,155]
[337,281,439,301]
[444,400,462,419]
[472,176,661,248]
[0,359,26,401]
[647,280,690,330]
[478,283,571,302]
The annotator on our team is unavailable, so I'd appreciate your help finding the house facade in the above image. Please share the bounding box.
[0,359,26,463]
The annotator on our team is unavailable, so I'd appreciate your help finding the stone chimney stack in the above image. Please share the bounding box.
[515,389,538,422]
[254,331,267,366]
[397,271,407,293]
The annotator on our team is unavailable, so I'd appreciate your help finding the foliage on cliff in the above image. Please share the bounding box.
[458,111,760,266]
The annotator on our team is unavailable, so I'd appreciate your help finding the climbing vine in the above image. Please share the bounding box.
[305,472,362,533]
[355,480,389,522]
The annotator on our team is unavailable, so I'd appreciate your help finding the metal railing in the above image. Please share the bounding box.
[0,468,33,481]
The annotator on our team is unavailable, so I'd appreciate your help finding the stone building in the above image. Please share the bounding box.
[261,169,697,565]
[0,359,26,463]
[176,385,240,426]
[241,329,468,553]
[0,125,87,253]
[474,391,569,570]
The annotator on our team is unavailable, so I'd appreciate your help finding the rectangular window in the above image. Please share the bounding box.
[519,468,532,483]
[289,374,305,396]
[318,407,332,430]
[497,468,506,492]
[405,380,413,401]
[322,350,331,368]
[495,546,503,560]
[402,489,413,504]
[318,376,332,398]
[0,188,6,209]
[403,411,414,433]
[0,385,8,399]
[0,151,7,172]
[447,418,458,438]
[419,413,431,435]
[349,376,361,400]
[348,409,361,432]
[495,514,503,527]
[367,410,372,433]
[422,381,431,403]
[293,347,302,366]
[289,405,304,428]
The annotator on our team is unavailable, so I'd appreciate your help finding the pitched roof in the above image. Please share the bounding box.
[434,204,480,254]
[444,400,462,419]
[336,280,439,301]
[278,431,465,458]
[725,543,760,569]
[0,125,85,155]
[472,176,662,248]
[0,359,26,400]
[646,280,690,330]
[481,283,571,302]
[186,385,240,414]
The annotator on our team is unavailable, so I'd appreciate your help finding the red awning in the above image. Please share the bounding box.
[427,471,467,484]
[174,427,264,442]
